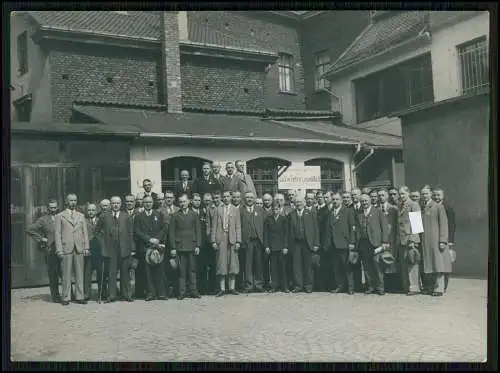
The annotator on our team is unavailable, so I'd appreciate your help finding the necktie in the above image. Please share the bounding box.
[114,213,118,220]
[51,215,55,221]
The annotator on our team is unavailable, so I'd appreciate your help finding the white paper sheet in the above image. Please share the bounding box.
[409,211,424,234]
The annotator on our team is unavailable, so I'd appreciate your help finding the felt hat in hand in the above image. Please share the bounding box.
[311,253,321,269]
[348,250,359,265]
[380,250,395,266]
[406,247,421,265]
[145,248,164,266]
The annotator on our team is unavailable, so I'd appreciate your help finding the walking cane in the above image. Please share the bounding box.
[98,259,104,304]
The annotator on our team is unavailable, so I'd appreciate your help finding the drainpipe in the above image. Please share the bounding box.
[349,143,363,189]
[353,146,375,171]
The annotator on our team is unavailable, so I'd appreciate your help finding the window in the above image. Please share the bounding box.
[14,98,32,122]
[278,53,294,92]
[314,50,330,90]
[458,36,489,95]
[17,31,28,76]
[354,54,434,122]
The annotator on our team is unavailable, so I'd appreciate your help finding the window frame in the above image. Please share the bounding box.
[278,53,295,93]
[17,31,29,76]
[457,36,489,95]
[314,50,331,91]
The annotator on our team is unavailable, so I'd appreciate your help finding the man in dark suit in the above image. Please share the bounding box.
[350,189,362,213]
[342,191,353,208]
[211,162,225,193]
[174,170,194,201]
[124,194,141,298]
[264,203,289,292]
[26,199,61,303]
[316,191,331,291]
[193,163,218,198]
[288,196,320,293]
[96,196,135,303]
[201,193,217,295]
[432,188,456,293]
[191,193,208,295]
[240,191,265,293]
[323,192,357,294]
[370,190,380,208]
[388,187,399,206]
[83,203,105,302]
[261,193,273,291]
[355,193,389,295]
[378,189,399,293]
[134,195,167,301]
[142,179,159,209]
[169,194,202,300]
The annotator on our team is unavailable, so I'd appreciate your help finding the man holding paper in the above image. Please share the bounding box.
[397,186,422,296]
[420,186,449,297]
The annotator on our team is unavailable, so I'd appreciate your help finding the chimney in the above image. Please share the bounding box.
[160,11,183,113]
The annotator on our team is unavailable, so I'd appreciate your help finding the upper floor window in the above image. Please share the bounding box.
[278,53,294,93]
[17,31,28,76]
[354,53,434,123]
[314,50,330,91]
[457,36,489,95]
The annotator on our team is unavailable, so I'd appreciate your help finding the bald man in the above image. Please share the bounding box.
[96,196,135,302]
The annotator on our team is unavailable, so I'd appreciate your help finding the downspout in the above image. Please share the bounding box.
[353,146,375,171]
[350,143,363,189]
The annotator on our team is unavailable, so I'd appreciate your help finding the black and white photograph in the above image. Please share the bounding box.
[7,7,492,364]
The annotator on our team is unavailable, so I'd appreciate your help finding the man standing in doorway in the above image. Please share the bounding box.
[211,162,225,192]
[142,179,159,208]
[54,194,89,305]
[235,160,257,197]
[223,162,242,193]
[174,170,193,201]
[193,163,217,198]
[26,199,61,303]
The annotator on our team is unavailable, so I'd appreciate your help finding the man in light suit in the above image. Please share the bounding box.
[96,196,135,303]
[26,199,61,303]
[212,191,242,296]
[288,196,320,293]
[223,162,243,193]
[235,160,257,197]
[355,193,389,295]
[397,186,421,296]
[240,191,265,293]
[54,194,89,305]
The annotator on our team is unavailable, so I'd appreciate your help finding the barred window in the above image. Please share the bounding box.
[314,50,330,91]
[457,36,489,95]
[278,53,294,93]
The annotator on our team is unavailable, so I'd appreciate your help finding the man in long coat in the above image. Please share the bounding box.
[211,191,242,296]
[235,160,257,197]
[378,188,399,291]
[432,188,456,293]
[420,186,449,296]
[397,186,422,295]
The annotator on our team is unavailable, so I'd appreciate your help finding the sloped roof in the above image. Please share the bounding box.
[27,11,160,39]
[270,120,402,148]
[325,11,428,76]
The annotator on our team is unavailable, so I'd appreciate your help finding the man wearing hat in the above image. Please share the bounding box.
[355,194,389,295]
[420,186,449,297]
[169,194,203,299]
[288,196,320,293]
[134,195,168,301]
[96,196,135,303]
[397,186,422,296]
[323,192,357,295]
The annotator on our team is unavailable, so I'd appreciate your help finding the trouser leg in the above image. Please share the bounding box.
[145,263,157,297]
[280,253,289,291]
[444,273,450,292]
[434,273,445,293]
[188,253,198,294]
[270,252,279,291]
[119,256,131,299]
[244,243,255,290]
[253,242,264,290]
[178,252,188,296]
[105,255,119,300]
[292,243,303,289]
[60,253,73,302]
[83,256,93,300]
[301,243,313,292]
[373,253,385,292]
[46,252,61,301]
[331,249,346,290]
[73,252,85,301]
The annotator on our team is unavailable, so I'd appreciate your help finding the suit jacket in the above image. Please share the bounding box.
[211,174,225,193]
[397,200,421,246]
[169,210,202,252]
[124,209,138,253]
[134,210,167,254]
[174,181,194,200]
[96,211,134,258]
[263,214,288,251]
[240,205,265,247]
[282,206,294,216]
[355,207,389,248]
[288,209,320,251]
[26,214,56,252]
[442,202,456,243]
[236,172,257,196]
[86,216,102,256]
[158,205,179,227]
[262,207,273,220]
[380,202,399,247]
[323,206,356,250]
[222,174,243,193]
[211,204,242,246]
[201,206,217,239]
[192,176,218,197]
[54,209,89,255]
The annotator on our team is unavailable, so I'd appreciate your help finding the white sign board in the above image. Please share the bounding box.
[278,165,321,190]
[409,211,424,234]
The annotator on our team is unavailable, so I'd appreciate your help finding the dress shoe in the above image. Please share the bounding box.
[84,297,90,302]
[347,290,354,295]
[283,289,290,293]
[291,287,302,293]
[364,289,375,295]
[75,299,88,304]
[158,295,168,300]
[269,289,278,293]
[241,288,250,294]
[330,288,343,294]
[228,289,239,295]
[191,292,201,299]
[407,291,419,296]
[177,295,185,300]
[61,300,70,306]
[53,297,62,304]
[431,291,443,297]
[305,288,313,294]
[216,291,225,297]
[104,298,116,303]
[376,290,385,296]
[145,296,155,302]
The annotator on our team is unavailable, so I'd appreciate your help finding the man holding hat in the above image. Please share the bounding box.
[169,194,202,299]
[134,195,168,301]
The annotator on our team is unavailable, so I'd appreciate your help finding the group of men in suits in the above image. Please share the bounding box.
[27,162,457,304]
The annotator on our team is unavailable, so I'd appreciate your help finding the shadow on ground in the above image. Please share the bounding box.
[20,294,53,303]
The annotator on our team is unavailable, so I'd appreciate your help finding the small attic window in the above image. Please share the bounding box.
[114,11,128,15]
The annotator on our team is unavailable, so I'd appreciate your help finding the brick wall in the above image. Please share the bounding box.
[299,11,370,110]
[186,11,305,110]
[402,93,489,278]
[49,42,159,122]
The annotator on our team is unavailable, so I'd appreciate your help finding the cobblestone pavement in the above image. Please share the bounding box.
[10,278,487,362]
